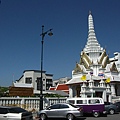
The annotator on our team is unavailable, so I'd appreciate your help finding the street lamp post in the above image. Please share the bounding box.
[40,25,53,111]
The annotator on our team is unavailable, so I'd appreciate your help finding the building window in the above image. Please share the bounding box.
[25,77,32,84]
[46,79,52,90]
[36,77,40,90]
[46,79,52,84]
[117,64,120,68]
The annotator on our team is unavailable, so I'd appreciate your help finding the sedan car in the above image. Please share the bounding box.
[37,103,83,120]
[114,101,120,112]
[104,102,118,115]
[0,106,33,120]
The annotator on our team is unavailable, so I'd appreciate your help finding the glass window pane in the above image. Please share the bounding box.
[0,108,8,114]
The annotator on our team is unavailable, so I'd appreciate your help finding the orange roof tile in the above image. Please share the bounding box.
[56,84,69,91]
[49,84,69,94]
[49,87,55,90]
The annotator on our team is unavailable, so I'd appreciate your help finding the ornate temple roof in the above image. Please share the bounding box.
[69,11,120,85]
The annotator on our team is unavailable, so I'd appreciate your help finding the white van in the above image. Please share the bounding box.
[66,97,107,117]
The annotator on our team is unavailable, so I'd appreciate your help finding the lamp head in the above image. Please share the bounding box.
[48,29,53,36]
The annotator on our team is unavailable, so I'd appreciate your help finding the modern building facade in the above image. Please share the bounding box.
[66,12,120,102]
[13,70,53,94]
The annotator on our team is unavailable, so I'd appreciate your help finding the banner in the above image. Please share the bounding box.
[98,72,105,78]
[81,75,86,81]
[105,78,110,83]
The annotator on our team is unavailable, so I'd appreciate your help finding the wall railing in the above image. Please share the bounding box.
[0,97,67,112]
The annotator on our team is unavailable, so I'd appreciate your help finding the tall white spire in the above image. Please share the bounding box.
[83,11,103,62]
[84,11,103,53]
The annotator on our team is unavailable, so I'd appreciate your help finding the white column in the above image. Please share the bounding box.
[109,94,112,102]
[102,91,107,102]
[111,83,116,96]
[69,86,73,98]
[80,82,87,98]
[106,84,111,92]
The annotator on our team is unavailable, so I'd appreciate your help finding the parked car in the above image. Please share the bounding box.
[113,101,120,112]
[104,102,118,115]
[0,106,33,120]
[37,103,83,120]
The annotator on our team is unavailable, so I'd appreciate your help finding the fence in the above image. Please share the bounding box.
[0,97,67,112]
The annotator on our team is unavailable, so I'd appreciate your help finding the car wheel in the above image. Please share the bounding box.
[109,109,115,115]
[66,113,74,120]
[40,113,47,120]
[93,111,99,117]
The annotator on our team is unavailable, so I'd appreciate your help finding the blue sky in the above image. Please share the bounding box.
[0,0,120,86]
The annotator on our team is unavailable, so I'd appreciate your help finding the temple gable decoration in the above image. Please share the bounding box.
[73,62,83,74]
[110,62,118,72]
[80,51,92,69]
[98,49,110,68]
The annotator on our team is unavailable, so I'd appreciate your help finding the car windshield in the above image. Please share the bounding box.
[46,103,79,110]
[69,103,78,108]
[48,104,60,109]
[8,107,27,113]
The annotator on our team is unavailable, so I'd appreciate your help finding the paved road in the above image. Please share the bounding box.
[34,113,120,120]
[79,113,120,120]
[33,112,120,120]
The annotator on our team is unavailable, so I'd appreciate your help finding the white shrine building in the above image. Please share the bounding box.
[66,12,120,102]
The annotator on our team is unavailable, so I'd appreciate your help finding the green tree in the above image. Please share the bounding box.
[0,86,9,97]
